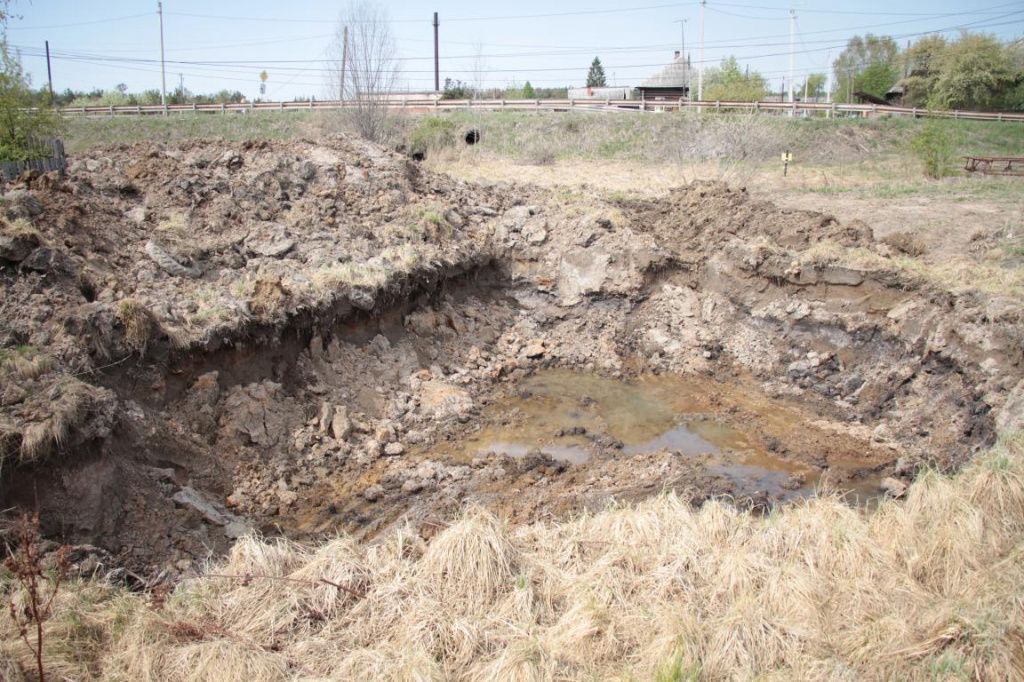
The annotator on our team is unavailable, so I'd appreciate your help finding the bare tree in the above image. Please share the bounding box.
[326,0,399,142]
[471,43,487,99]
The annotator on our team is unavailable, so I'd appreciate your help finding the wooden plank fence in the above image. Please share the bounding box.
[0,138,66,180]
[42,98,1024,123]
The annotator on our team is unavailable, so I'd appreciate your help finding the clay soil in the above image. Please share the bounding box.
[1,135,1021,577]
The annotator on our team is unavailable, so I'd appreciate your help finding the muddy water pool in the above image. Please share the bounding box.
[433,369,882,501]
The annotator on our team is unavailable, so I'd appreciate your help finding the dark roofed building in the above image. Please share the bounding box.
[637,51,692,101]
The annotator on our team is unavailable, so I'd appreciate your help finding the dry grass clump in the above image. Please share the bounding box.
[0,217,41,243]
[4,435,1024,680]
[312,245,429,294]
[16,378,100,463]
[802,238,1024,299]
[116,298,158,353]
[313,261,389,291]
[0,346,52,380]
[419,509,518,609]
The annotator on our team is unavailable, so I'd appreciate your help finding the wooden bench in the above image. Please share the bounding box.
[963,156,1024,176]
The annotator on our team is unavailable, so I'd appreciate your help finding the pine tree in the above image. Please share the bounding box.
[586,57,607,88]
[522,81,536,98]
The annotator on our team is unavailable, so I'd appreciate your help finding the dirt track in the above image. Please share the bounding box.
[1,135,1021,576]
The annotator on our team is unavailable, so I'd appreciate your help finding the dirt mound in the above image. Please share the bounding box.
[1,138,1021,578]
[623,180,873,251]
[0,136,507,466]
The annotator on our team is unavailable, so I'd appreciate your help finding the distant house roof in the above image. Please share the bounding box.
[853,90,888,106]
[639,53,692,89]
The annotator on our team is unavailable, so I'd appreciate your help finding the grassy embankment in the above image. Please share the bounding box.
[2,434,1023,680]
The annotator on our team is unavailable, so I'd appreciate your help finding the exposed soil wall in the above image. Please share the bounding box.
[1,136,1021,576]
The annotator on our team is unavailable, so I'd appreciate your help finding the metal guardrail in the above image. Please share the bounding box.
[45,98,1024,123]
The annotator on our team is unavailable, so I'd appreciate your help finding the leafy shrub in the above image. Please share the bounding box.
[407,116,457,157]
[441,78,471,100]
[909,121,956,179]
[0,47,61,162]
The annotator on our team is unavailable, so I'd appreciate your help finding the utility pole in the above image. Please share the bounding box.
[433,12,440,93]
[674,19,686,58]
[340,25,348,101]
[674,19,687,96]
[179,72,184,101]
[44,40,53,99]
[788,8,795,104]
[825,50,832,103]
[158,2,167,112]
[698,0,705,101]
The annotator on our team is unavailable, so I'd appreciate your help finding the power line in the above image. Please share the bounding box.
[29,8,1024,73]
[19,5,1024,98]
[7,12,152,31]
[27,12,1024,77]
[164,3,697,26]
[28,1,1023,61]
[715,1,1023,17]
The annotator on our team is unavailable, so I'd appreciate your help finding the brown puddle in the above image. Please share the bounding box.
[431,369,884,503]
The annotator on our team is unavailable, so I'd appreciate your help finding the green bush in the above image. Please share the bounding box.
[909,121,956,179]
[0,37,61,162]
[407,116,457,157]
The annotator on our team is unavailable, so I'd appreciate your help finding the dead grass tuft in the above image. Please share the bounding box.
[116,298,157,353]
[0,217,42,242]
[4,435,1024,680]
[17,378,98,463]
[0,346,53,380]
[419,509,518,610]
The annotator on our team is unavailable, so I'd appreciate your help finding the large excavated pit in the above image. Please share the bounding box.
[1,136,1020,576]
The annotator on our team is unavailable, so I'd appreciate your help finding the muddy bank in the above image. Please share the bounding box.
[1,137,1021,576]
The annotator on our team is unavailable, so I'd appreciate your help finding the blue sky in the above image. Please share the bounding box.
[7,1,1024,100]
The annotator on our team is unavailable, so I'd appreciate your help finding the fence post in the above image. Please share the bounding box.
[221,103,226,114]
[954,110,959,119]
[536,99,540,108]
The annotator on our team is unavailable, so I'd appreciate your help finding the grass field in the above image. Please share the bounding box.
[64,109,1024,162]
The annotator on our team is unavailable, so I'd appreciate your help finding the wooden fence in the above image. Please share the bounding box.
[45,98,1024,123]
[0,138,66,180]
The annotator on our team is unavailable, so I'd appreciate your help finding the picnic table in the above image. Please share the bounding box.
[962,156,1024,176]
